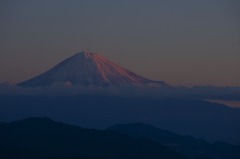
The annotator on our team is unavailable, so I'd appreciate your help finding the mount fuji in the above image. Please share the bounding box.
[18,51,168,87]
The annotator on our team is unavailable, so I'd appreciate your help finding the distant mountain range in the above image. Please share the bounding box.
[18,51,168,87]
[1,117,239,159]
[0,95,239,144]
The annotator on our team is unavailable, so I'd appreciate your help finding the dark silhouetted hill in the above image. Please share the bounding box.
[0,117,187,159]
[107,123,240,159]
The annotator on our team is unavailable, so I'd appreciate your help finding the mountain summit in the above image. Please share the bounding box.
[18,51,168,87]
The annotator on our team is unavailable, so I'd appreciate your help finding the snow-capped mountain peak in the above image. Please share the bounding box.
[18,51,168,87]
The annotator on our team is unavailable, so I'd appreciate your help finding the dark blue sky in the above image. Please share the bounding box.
[0,0,239,86]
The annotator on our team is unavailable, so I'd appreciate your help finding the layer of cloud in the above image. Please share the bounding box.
[0,82,240,101]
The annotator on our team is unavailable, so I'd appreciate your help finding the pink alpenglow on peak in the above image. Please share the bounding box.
[18,51,169,87]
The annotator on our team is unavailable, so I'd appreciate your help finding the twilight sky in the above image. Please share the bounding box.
[0,0,239,86]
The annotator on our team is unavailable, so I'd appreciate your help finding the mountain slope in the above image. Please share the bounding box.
[0,117,187,159]
[107,123,240,159]
[18,51,168,87]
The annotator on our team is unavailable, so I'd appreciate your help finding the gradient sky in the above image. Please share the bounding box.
[1,0,240,86]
